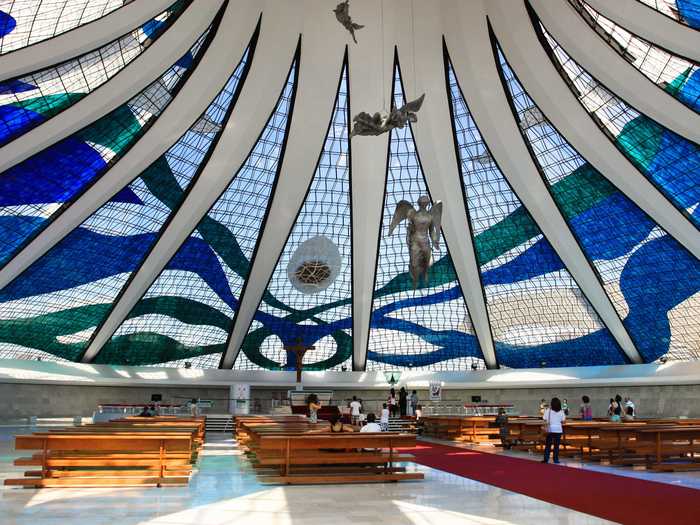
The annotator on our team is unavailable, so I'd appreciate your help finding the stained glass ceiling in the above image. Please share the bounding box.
[0,0,697,371]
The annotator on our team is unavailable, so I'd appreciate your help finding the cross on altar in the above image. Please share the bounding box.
[284,338,315,384]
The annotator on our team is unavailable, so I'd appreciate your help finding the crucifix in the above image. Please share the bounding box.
[284,337,315,386]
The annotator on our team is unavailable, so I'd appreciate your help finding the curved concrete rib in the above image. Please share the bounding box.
[530,0,700,144]
[585,0,700,62]
[0,2,262,291]
[446,0,643,364]
[220,10,348,369]
[395,0,498,369]
[0,0,175,82]
[347,0,396,371]
[488,0,700,261]
[81,2,302,363]
[0,0,224,175]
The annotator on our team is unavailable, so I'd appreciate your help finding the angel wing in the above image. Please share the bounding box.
[400,93,425,114]
[429,201,443,249]
[389,200,415,235]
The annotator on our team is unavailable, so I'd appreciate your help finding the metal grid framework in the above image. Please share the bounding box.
[0,28,211,269]
[234,64,352,372]
[446,56,627,368]
[497,44,700,363]
[0,1,188,148]
[570,0,699,113]
[636,0,700,28]
[538,23,700,228]
[102,57,298,369]
[365,63,486,372]
[0,0,125,54]
[0,45,251,364]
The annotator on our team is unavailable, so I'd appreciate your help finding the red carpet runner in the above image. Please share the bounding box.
[405,442,699,525]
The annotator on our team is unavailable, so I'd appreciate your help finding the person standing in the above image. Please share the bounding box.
[580,395,592,421]
[307,393,321,424]
[399,387,408,417]
[625,397,636,417]
[388,388,398,417]
[542,397,566,464]
[349,396,362,426]
[409,390,418,417]
[380,403,390,431]
[562,398,569,416]
[189,398,199,417]
[539,399,548,417]
[495,408,510,450]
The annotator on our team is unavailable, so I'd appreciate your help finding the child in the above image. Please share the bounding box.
[494,408,510,449]
[380,403,390,431]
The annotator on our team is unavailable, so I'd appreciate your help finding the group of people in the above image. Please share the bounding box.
[608,394,636,422]
[387,387,419,417]
[495,393,638,464]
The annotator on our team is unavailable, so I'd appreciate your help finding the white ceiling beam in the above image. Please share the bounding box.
[0,0,224,174]
[394,0,498,369]
[488,0,700,261]
[0,2,261,290]
[585,0,700,62]
[348,0,395,371]
[0,0,176,82]
[220,0,348,369]
[530,0,700,144]
[446,0,643,364]
[81,1,301,363]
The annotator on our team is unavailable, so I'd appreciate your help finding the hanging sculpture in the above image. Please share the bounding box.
[389,195,443,289]
[333,0,364,44]
[287,236,342,294]
[350,94,425,137]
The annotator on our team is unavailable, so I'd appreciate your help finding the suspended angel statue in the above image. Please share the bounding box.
[350,94,425,137]
[333,1,364,44]
[389,195,443,289]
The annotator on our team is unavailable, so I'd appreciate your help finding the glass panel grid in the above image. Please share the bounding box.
[540,23,700,226]
[570,0,699,112]
[497,44,700,363]
[0,45,251,364]
[0,27,210,268]
[0,1,188,147]
[235,66,352,372]
[100,59,297,368]
[366,64,485,372]
[447,58,626,368]
[0,0,124,53]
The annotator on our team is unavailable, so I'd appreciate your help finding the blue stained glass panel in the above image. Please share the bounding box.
[446,55,626,368]
[235,64,352,372]
[0,27,211,267]
[497,43,700,363]
[97,57,298,368]
[0,45,251,363]
[366,63,486,372]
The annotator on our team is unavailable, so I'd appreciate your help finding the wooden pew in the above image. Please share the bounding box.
[253,432,423,484]
[5,433,193,487]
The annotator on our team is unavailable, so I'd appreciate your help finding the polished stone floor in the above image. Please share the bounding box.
[0,427,615,525]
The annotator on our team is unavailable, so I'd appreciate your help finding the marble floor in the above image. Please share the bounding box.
[0,427,615,525]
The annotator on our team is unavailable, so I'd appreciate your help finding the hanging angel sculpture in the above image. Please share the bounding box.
[333,1,364,44]
[389,195,443,289]
[350,93,425,137]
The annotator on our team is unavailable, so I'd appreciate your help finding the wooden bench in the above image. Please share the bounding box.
[5,433,193,487]
[253,432,423,484]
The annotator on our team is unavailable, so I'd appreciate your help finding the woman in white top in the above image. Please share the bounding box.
[542,397,566,464]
